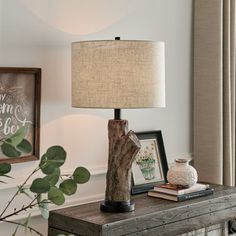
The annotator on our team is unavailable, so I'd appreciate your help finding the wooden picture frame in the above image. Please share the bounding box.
[0,67,41,163]
[131,130,168,194]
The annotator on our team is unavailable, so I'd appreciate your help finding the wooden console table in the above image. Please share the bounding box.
[48,185,236,236]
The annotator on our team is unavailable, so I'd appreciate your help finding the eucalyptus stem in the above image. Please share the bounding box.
[0,196,38,221]
[60,174,70,177]
[0,167,40,218]
[2,219,43,236]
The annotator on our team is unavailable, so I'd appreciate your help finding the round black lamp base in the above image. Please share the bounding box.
[100,200,135,213]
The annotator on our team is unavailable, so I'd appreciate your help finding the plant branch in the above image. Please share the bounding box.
[0,196,38,221]
[60,174,70,177]
[2,219,43,236]
[0,167,40,218]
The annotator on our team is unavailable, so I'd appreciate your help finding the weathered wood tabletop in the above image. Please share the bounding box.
[48,185,236,236]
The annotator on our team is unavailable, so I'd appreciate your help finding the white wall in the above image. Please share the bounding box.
[0,0,193,235]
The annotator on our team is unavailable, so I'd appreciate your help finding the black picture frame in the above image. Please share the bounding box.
[0,67,41,164]
[131,130,168,194]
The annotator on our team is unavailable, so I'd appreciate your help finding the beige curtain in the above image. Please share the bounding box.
[194,0,236,186]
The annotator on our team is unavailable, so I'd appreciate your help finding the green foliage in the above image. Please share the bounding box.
[1,126,32,158]
[73,167,91,184]
[59,179,77,196]
[33,146,90,206]
[39,154,56,175]
[43,168,60,186]
[5,126,26,146]
[0,163,11,176]
[39,146,66,175]
[48,186,65,205]
[17,139,32,153]
[0,127,91,236]
[1,143,21,157]
[44,146,66,168]
[30,178,50,194]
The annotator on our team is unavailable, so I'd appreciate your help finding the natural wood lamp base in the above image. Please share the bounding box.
[100,119,141,213]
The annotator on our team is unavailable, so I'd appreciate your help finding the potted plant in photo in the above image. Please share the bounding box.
[135,143,156,180]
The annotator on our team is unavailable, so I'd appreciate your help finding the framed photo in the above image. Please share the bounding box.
[0,67,41,163]
[131,131,168,194]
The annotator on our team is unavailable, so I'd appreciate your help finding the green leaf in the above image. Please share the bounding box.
[39,146,66,174]
[59,179,77,196]
[0,163,11,175]
[43,168,60,186]
[30,178,50,193]
[41,164,55,175]
[1,143,21,157]
[48,186,65,205]
[45,146,66,168]
[39,155,56,175]
[73,167,90,184]
[6,126,26,146]
[17,139,32,153]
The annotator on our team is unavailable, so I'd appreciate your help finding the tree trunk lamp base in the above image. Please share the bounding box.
[100,118,141,213]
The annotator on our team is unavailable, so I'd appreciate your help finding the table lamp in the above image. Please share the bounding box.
[71,38,165,212]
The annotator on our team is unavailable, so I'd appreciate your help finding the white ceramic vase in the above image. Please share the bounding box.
[167,158,198,187]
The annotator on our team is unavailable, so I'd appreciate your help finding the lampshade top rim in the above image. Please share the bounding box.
[72,40,165,44]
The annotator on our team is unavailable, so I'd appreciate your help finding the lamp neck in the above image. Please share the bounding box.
[114,109,121,120]
[113,37,121,120]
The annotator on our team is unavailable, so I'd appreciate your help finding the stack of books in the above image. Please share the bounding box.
[148,183,213,202]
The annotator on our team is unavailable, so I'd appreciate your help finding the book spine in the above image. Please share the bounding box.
[177,189,213,201]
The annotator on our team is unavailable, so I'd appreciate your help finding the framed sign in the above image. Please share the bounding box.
[131,130,168,194]
[0,67,41,163]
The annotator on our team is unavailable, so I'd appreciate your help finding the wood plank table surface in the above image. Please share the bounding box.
[48,185,236,236]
